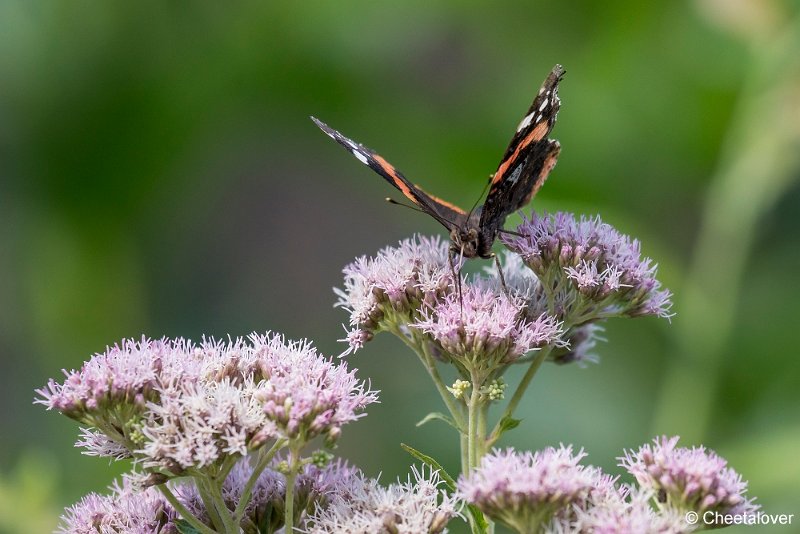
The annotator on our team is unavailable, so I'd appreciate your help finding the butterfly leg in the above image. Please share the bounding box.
[448,247,464,319]
[492,253,511,299]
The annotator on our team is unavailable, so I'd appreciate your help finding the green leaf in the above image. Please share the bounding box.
[415,411,459,431]
[174,519,204,534]
[498,415,521,434]
[400,443,457,491]
[467,504,490,533]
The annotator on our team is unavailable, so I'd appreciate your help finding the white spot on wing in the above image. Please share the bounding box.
[517,113,534,132]
[352,149,369,165]
[538,99,548,112]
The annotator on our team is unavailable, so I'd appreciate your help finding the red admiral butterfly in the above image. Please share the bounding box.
[312,64,564,262]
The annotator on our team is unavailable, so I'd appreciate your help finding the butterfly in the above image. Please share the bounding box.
[312,64,564,264]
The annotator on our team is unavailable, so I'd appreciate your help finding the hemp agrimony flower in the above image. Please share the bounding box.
[39,332,379,534]
[336,235,455,351]
[57,477,176,533]
[36,334,377,474]
[457,446,603,533]
[619,436,759,519]
[503,212,673,321]
[39,200,746,534]
[304,466,458,534]
[413,283,563,373]
[551,485,689,533]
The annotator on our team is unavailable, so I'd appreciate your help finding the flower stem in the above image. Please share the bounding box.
[195,476,225,532]
[390,327,466,431]
[284,445,302,533]
[233,439,287,525]
[207,474,238,534]
[467,374,480,470]
[157,484,217,534]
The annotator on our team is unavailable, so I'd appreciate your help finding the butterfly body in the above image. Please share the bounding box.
[313,64,564,261]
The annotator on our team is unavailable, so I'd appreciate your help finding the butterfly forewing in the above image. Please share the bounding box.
[311,117,468,231]
[479,65,564,240]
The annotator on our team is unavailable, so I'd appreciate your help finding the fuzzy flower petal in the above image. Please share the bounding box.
[56,477,175,534]
[413,284,564,369]
[549,485,691,534]
[502,212,673,320]
[37,333,377,471]
[304,465,458,534]
[619,436,759,518]
[335,235,456,353]
[250,333,379,444]
[457,446,603,533]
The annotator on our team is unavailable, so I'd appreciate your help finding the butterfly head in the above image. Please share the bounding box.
[450,227,481,259]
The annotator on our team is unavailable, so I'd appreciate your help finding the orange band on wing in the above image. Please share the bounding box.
[373,154,417,204]
[422,191,467,215]
[522,149,559,205]
[492,121,550,185]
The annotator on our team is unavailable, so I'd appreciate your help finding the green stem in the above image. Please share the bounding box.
[157,484,217,534]
[207,473,238,534]
[488,346,552,447]
[217,455,238,486]
[233,439,287,525]
[390,326,466,431]
[196,476,225,532]
[284,445,302,533]
[478,403,488,458]
[467,372,482,470]
[460,432,469,474]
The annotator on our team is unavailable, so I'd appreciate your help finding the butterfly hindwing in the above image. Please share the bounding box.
[311,117,468,231]
[479,65,564,238]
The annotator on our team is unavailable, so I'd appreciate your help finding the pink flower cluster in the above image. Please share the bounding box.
[37,333,378,472]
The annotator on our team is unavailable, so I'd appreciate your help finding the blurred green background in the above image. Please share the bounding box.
[1,1,798,532]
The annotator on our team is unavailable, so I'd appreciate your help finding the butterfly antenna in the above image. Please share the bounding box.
[493,253,510,298]
[465,176,492,221]
[385,197,426,214]
[498,228,524,237]
[458,245,465,319]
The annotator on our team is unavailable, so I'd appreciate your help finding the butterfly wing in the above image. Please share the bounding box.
[312,117,468,231]
[479,65,565,240]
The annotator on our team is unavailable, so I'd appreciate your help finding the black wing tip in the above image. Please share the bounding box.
[548,64,566,86]
[310,116,340,140]
[310,116,328,129]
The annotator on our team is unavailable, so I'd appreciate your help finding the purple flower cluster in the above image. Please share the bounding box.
[413,284,563,369]
[336,235,454,351]
[37,333,378,472]
[57,457,360,534]
[458,438,756,534]
[336,236,566,374]
[36,337,201,422]
[457,446,603,532]
[502,212,673,320]
[305,466,458,534]
[174,456,359,532]
[619,436,759,517]
[564,485,688,533]
[338,213,672,369]
[248,333,379,444]
[57,477,176,534]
